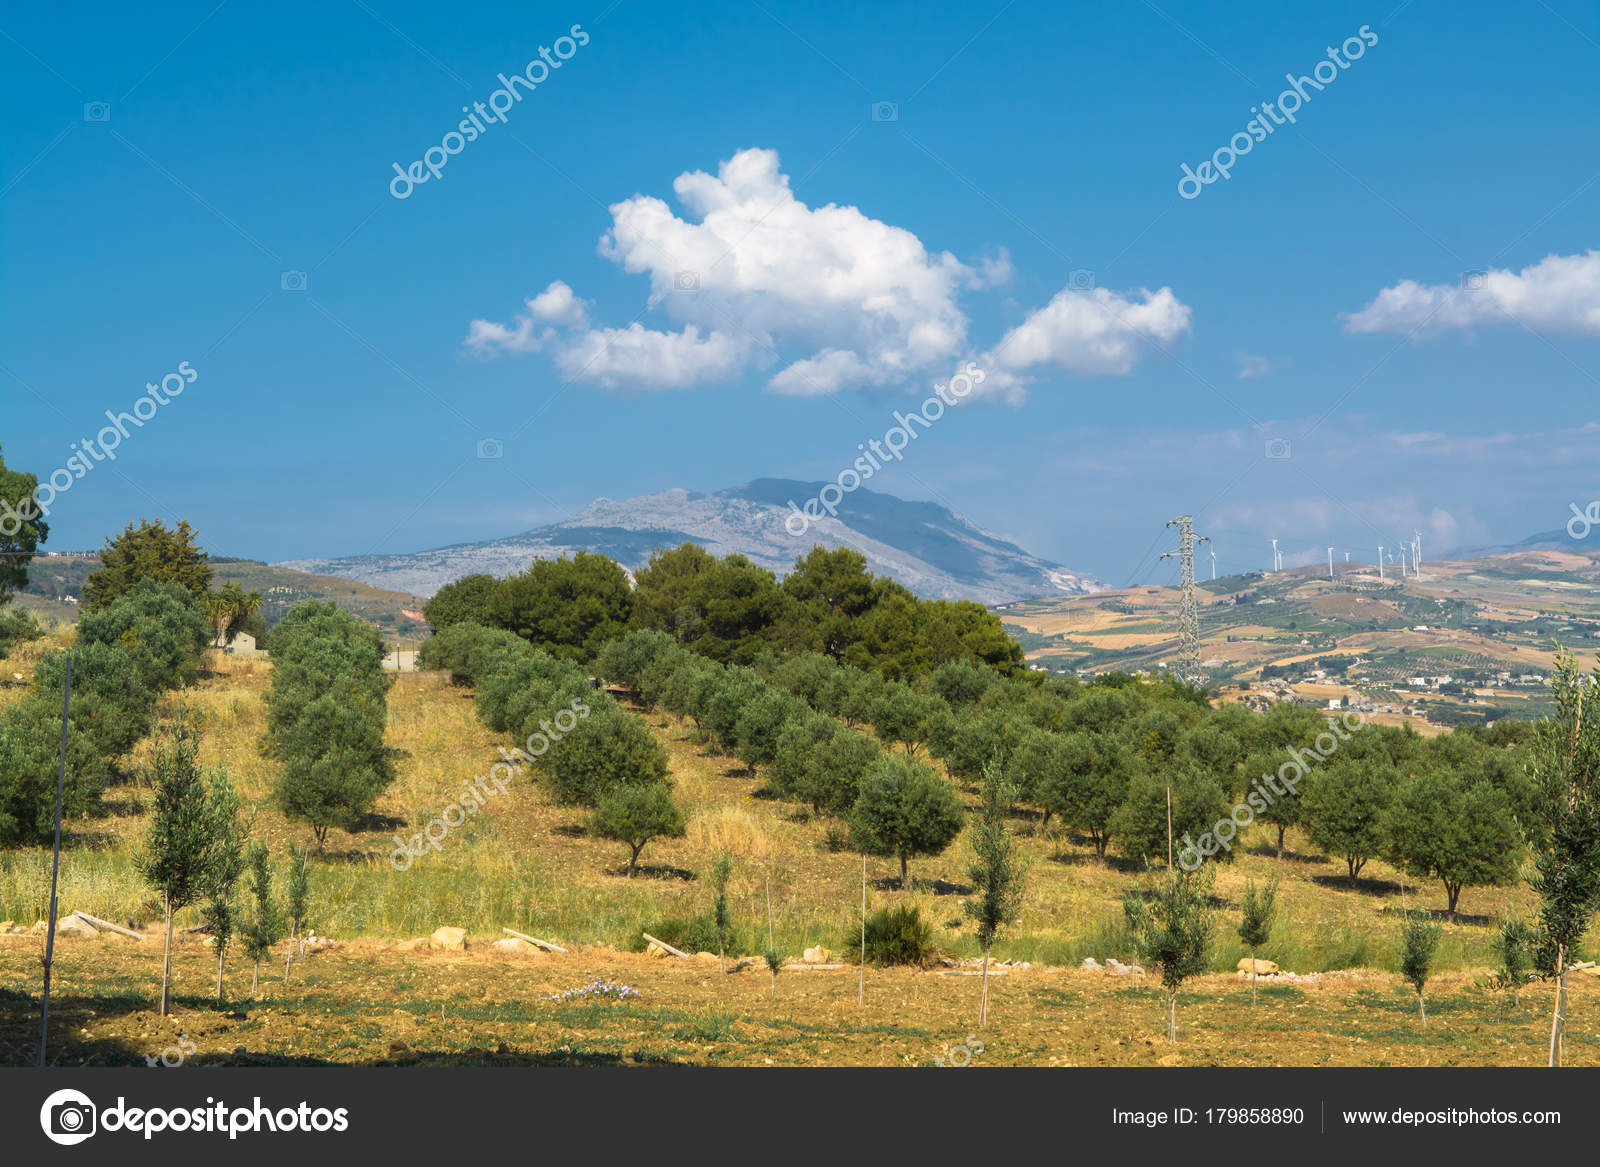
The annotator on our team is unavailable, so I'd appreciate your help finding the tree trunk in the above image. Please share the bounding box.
[1548,945,1566,1068]
[285,921,297,982]
[251,960,259,996]
[159,894,173,1016]
[1250,945,1257,1007]
[1445,882,1460,923]
[215,943,225,1001]
[1419,990,1427,1028]
[1167,992,1177,1043]
[899,854,909,890]
[1276,825,1286,859]
[627,843,643,877]
[979,948,990,1028]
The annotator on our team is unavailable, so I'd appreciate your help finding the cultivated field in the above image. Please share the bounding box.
[3,651,1597,1067]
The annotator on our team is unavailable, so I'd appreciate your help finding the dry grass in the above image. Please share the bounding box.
[2,934,1594,1067]
[0,655,1590,972]
[4,654,1598,1068]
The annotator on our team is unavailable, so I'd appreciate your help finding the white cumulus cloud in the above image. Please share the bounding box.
[552,323,757,390]
[1343,249,1600,337]
[972,285,1193,403]
[464,280,591,355]
[464,148,1193,400]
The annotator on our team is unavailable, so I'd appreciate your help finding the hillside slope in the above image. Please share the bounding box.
[1002,545,1600,724]
[276,479,1103,604]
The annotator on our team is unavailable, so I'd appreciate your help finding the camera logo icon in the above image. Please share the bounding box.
[871,101,899,122]
[83,101,111,122]
[1265,437,1291,460]
[673,271,700,291]
[40,1088,97,1145]
[1067,269,1096,292]
[476,438,504,460]
[281,270,308,292]
[1460,269,1488,291]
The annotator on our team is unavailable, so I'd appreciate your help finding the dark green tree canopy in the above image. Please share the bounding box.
[546,700,669,807]
[484,551,632,661]
[1302,757,1395,884]
[0,696,105,845]
[589,782,687,876]
[849,755,965,888]
[0,445,48,603]
[32,639,158,762]
[84,518,212,611]
[76,578,211,692]
[423,573,500,630]
[1384,767,1521,919]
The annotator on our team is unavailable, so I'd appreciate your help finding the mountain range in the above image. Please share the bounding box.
[276,479,1104,605]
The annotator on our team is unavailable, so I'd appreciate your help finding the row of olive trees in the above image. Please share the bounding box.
[598,630,971,887]
[1123,652,1599,1061]
[421,623,687,874]
[1,579,210,846]
[602,628,1540,924]
[264,602,395,851]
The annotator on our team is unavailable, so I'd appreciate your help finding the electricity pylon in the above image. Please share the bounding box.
[1160,515,1210,685]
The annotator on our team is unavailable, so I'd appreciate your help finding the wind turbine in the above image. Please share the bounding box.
[1270,538,1279,573]
[1210,547,1217,581]
[1327,547,1334,578]
[1413,530,1423,579]
[1378,545,1384,582]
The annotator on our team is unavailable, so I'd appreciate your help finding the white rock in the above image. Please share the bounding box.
[55,915,99,939]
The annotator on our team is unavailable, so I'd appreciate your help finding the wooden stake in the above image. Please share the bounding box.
[858,855,866,1006]
[1165,785,1173,872]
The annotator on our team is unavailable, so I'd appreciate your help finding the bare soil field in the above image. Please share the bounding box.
[3,933,1594,1067]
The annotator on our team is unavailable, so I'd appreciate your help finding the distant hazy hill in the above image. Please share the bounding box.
[1438,525,1594,558]
[17,555,426,632]
[277,479,1104,605]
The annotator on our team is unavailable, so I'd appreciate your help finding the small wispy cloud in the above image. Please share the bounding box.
[1237,353,1270,379]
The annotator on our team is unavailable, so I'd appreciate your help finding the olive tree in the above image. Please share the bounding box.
[848,756,965,890]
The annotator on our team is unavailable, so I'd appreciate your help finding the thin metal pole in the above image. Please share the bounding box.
[37,655,71,1067]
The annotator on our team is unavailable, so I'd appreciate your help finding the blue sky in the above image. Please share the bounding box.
[2,0,1595,586]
